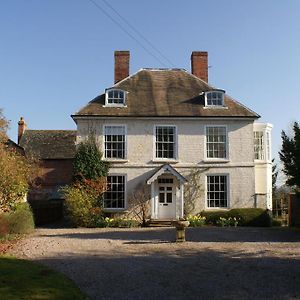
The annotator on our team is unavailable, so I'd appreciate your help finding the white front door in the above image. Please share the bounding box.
[158,181,176,219]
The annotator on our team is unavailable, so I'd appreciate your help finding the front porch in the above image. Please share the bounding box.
[146,164,187,220]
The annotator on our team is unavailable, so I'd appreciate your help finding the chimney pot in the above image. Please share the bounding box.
[18,117,26,144]
[114,51,130,84]
[191,51,208,82]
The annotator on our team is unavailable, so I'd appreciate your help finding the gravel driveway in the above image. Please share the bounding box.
[11,226,300,300]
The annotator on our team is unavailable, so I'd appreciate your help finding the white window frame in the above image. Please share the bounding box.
[254,131,264,160]
[153,125,178,161]
[205,91,225,107]
[103,174,127,210]
[205,174,230,209]
[204,125,228,161]
[105,88,126,107]
[266,131,271,161]
[103,124,127,161]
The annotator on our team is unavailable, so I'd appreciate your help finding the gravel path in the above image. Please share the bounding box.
[11,226,300,300]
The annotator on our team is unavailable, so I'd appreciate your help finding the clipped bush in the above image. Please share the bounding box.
[6,202,35,234]
[228,208,272,227]
[272,218,283,227]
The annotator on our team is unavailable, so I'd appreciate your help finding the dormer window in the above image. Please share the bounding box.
[105,89,126,106]
[205,90,225,107]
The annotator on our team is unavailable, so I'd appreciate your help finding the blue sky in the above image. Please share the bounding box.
[1,0,300,167]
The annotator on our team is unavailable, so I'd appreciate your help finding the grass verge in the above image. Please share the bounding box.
[0,255,87,300]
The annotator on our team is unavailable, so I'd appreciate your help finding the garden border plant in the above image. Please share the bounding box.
[199,208,272,227]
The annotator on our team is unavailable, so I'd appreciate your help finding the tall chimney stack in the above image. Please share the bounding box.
[191,51,208,82]
[114,51,130,84]
[18,117,26,144]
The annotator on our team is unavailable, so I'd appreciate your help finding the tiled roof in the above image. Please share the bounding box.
[74,69,259,118]
[5,139,25,155]
[19,130,76,159]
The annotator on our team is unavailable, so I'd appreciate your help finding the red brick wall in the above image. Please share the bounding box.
[28,159,73,201]
[114,51,130,83]
[191,51,208,82]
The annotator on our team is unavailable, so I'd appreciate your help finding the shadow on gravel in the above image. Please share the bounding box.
[36,246,300,300]
[40,227,300,243]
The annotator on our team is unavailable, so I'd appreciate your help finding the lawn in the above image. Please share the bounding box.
[0,255,87,300]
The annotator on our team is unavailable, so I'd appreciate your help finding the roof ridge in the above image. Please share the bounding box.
[141,68,186,71]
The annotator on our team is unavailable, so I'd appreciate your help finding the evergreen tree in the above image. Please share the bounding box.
[279,122,300,188]
[73,136,109,181]
[272,158,278,193]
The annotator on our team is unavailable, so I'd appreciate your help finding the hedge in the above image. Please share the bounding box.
[200,208,272,227]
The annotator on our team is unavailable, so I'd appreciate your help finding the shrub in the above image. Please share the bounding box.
[61,182,104,227]
[228,208,272,227]
[187,215,206,227]
[6,203,35,234]
[0,144,37,212]
[272,218,283,227]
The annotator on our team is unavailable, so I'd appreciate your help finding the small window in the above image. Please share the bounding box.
[106,89,125,106]
[254,131,264,160]
[155,126,176,159]
[205,91,224,107]
[104,125,126,159]
[104,175,125,209]
[206,126,227,159]
[158,178,174,184]
[207,175,228,208]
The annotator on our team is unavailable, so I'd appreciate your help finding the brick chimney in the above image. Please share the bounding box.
[191,51,208,82]
[114,51,130,84]
[18,117,26,144]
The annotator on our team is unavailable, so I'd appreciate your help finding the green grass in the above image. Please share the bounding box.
[0,255,87,300]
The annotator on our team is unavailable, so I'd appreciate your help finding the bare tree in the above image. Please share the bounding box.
[184,168,207,216]
[127,184,151,226]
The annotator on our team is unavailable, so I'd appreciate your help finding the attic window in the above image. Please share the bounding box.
[105,89,126,106]
[205,91,225,107]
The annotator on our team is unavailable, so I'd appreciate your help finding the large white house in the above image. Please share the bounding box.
[72,51,272,220]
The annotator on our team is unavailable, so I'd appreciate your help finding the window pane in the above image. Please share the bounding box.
[207,175,228,208]
[107,89,125,105]
[105,126,125,159]
[254,131,264,160]
[159,193,165,203]
[206,92,224,106]
[104,175,125,209]
[206,126,227,158]
[167,193,172,203]
[155,126,176,159]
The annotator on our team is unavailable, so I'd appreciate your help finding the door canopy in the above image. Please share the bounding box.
[146,164,187,185]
